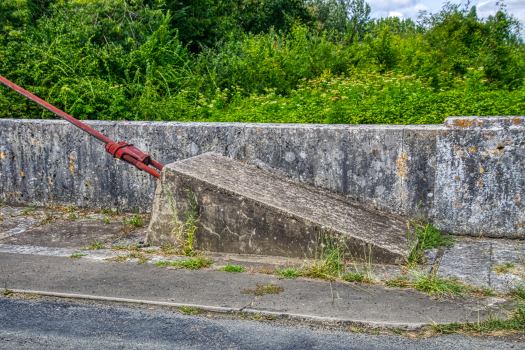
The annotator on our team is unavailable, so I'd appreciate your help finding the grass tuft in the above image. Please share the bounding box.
[275,268,303,279]
[68,253,87,259]
[83,240,105,250]
[178,306,205,314]
[241,284,284,296]
[432,304,525,334]
[154,261,170,267]
[492,262,517,274]
[217,264,245,273]
[105,254,128,262]
[510,285,525,300]
[342,272,365,283]
[169,257,212,270]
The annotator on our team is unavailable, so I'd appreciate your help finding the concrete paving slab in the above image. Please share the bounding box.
[245,279,495,328]
[0,252,508,330]
[437,242,492,287]
[0,220,125,249]
[490,240,525,292]
[0,217,37,239]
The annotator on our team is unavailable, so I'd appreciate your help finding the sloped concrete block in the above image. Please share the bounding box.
[147,153,410,264]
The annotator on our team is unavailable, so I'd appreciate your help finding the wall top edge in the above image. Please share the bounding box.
[0,118,440,131]
[1,117,523,131]
[444,116,525,129]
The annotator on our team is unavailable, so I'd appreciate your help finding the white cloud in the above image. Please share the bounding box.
[368,0,417,11]
[389,11,405,18]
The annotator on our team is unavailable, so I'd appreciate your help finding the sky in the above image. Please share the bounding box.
[367,0,525,24]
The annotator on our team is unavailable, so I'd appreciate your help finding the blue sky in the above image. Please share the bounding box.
[368,0,525,24]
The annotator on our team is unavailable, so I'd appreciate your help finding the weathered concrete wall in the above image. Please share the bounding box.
[0,116,523,238]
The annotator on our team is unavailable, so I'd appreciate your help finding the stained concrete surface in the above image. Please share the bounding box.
[0,220,124,248]
[0,252,507,329]
[2,117,524,238]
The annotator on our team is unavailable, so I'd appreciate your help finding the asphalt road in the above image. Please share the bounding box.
[0,297,523,350]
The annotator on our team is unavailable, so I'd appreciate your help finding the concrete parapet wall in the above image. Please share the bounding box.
[0,117,523,238]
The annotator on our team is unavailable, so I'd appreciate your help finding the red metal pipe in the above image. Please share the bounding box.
[0,75,163,178]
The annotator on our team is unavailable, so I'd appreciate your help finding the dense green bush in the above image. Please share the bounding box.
[0,0,523,124]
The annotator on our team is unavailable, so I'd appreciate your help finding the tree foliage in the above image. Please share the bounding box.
[0,0,523,124]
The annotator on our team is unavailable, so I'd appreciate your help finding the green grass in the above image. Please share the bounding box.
[342,272,365,283]
[103,217,111,224]
[82,240,105,250]
[178,306,205,314]
[241,284,284,296]
[128,252,149,265]
[385,276,412,288]
[22,206,37,216]
[68,253,87,259]
[68,213,78,220]
[169,257,212,270]
[105,254,128,262]
[492,262,517,274]
[217,264,245,273]
[155,261,170,267]
[432,304,525,334]
[407,222,453,266]
[275,268,303,279]
[510,285,525,300]
[123,214,144,228]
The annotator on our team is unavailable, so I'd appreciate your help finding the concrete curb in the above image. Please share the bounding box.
[10,289,428,330]
[10,289,238,314]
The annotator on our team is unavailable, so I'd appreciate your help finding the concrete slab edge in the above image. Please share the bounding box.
[242,308,427,330]
[9,289,428,330]
[9,289,238,314]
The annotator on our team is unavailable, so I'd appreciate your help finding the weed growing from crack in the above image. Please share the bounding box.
[2,282,13,296]
[103,217,111,224]
[342,272,365,283]
[68,213,78,220]
[83,240,105,250]
[68,253,86,259]
[169,257,212,270]
[101,208,119,217]
[155,261,170,267]
[385,276,412,288]
[63,206,78,213]
[406,222,453,267]
[411,271,467,297]
[128,251,149,264]
[217,264,245,273]
[392,329,403,335]
[386,272,498,298]
[350,326,364,333]
[165,188,199,257]
[492,262,517,274]
[241,284,284,296]
[275,268,302,279]
[510,285,525,300]
[22,205,37,216]
[432,304,525,335]
[105,254,128,262]
[178,306,205,314]
[123,213,144,228]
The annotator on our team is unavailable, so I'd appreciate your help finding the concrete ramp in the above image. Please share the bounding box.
[147,153,411,264]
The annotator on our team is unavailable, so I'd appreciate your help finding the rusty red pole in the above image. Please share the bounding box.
[0,75,163,178]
